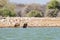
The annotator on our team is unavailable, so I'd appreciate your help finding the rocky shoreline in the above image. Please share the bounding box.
[0,17,60,28]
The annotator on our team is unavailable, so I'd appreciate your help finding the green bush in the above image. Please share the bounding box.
[26,10,44,17]
[47,0,60,9]
[0,8,16,17]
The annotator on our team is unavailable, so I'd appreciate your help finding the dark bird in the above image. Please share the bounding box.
[23,23,27,28]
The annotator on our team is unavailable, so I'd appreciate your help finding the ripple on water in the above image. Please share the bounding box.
[0,28,60,40]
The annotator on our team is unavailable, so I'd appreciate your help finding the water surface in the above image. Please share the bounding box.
[0,28,60,40]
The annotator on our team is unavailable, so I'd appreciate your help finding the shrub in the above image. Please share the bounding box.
[47,0,60,9]
[46,9,59,17]
[26,10,44,17]
[0,8,16,17]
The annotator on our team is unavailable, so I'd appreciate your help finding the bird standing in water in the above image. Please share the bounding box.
[23,23,27,28]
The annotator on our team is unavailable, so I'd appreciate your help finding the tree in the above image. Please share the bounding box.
[47,0,60,9]
[26,10,44,17]
[0,7,16,17]
[46,9,59,17]
[5,3,16,11]
[0,0,8,7]
[0,0,16,17]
